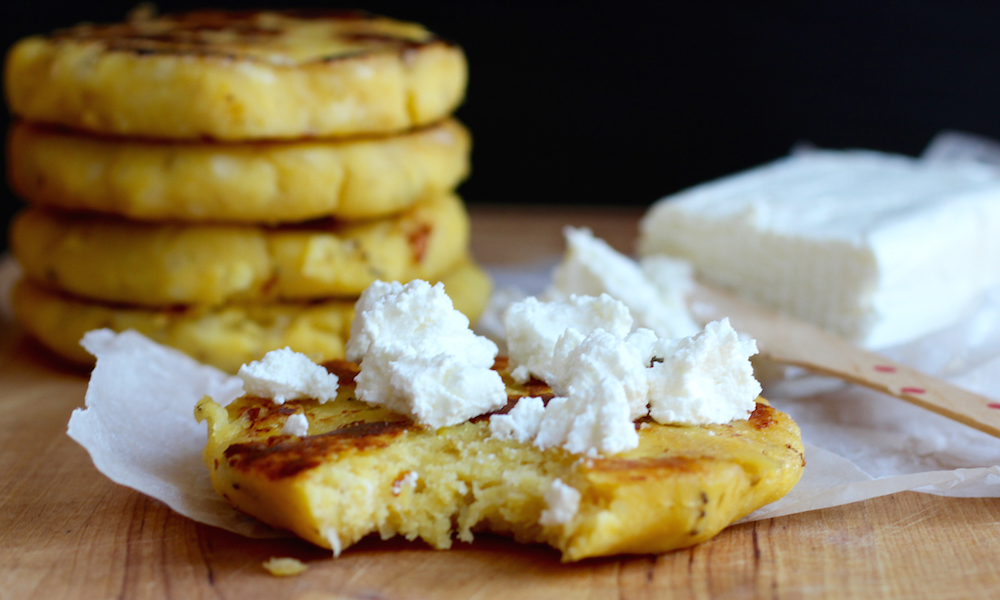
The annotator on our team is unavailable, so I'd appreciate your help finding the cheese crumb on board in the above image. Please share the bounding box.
[262,557,308,577]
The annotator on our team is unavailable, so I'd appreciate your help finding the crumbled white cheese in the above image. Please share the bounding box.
[391,471,419,496]
[281,413,310,437]
[546,227,700,339]
[493,296,761,456]
[345,280,406,362]
[534,385,637,457]
[623,327,659,366]
[647,318,760,425]
[638,149,1000,347]
[493,330,643,458]
[504,293,632,383]
[238,347,339,405]
[473,285,528,353]
[640,254,695,299]
[489,396,545,443]
[550,328,649,420]
[538,478,581,526]
[348,280,507,429]
[359,351,507,429]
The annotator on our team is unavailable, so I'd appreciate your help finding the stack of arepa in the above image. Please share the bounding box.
[4,9,489,372]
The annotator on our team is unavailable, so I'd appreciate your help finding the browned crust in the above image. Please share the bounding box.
[46,10,450,63]
[321,359,362,386]
[224,420,414,480]
[221,360,799,484]
[748,403,778,430]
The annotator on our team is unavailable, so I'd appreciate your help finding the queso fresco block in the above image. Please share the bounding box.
[638,150,1000,348]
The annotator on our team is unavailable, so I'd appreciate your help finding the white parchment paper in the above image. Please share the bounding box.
[62,129,1000,536]
[68,329,283,537]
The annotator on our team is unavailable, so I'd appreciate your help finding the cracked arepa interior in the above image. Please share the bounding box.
[197,357,805,561]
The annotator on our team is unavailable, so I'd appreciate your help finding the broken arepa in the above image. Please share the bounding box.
[196,358,804,561]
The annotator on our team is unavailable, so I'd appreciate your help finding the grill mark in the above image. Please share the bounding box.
[267,214,348,232]
[224,419,412,480]
[322,359,361,386]
[47,10,443,63]
[522,378,555,401]
[749,404,777,430]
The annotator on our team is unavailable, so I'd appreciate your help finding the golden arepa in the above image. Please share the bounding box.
[5,10,467,140]
[13,256,491,372]
[196,358,804,561]
[8,119,470,223]
[12,193,469,306]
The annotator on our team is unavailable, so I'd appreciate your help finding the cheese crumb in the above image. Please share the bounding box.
[238,347,339,405]
[346,280,406,362]
[539,479,581,526]
[495,293,761,456]
[347,280,507,429]
[488,396,545,443]
[492,330,641,457]
[281,413,309,437]
[504,293,632,383]
[550,328,650,420]
[262,557,308,577]
[533,388,636,458]
[647,318,760,425]
[546,227,700,339]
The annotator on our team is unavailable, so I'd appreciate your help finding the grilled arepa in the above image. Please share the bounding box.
[5,10,467,140]
[196,358,804,561]
[8,119,470,224]
[13,193,469,307]
[13,257,491,372]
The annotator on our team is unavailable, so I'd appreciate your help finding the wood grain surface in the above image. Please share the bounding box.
[2,206,999,600]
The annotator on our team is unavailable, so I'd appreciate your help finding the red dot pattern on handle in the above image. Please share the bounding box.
[874,365,897,373]
[901,386,926,395]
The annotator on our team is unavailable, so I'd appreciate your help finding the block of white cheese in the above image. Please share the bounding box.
[638,150,1000,348]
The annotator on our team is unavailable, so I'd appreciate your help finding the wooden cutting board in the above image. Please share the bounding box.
[3,207,1000,599]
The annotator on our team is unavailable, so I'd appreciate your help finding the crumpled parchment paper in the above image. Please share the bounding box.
[67,329,282,537]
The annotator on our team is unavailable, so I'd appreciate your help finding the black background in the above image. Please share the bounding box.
[3,1,1000,252]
